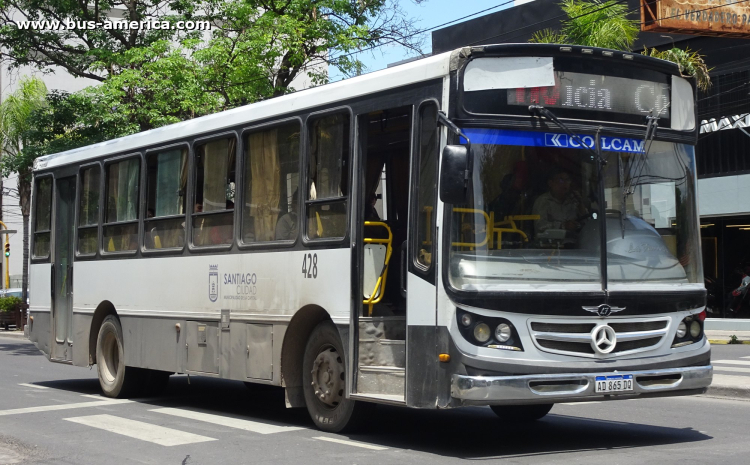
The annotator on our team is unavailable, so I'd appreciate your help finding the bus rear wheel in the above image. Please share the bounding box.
[96,315,142,398]
[302,320,368,433]
[490,403,553,421]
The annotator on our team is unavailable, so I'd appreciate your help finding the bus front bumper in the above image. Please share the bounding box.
[451,365,712,405]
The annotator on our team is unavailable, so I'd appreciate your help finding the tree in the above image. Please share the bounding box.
[642,47,711,92]
[0,77,48,303]
[529,0,710,90]
[530,0,639,51]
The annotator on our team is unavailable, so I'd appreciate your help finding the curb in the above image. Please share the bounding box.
[705,384,750,400]
[708,339,750,345]
[0,331,26,339]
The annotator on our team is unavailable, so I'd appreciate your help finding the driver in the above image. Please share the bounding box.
[532,169,588,236]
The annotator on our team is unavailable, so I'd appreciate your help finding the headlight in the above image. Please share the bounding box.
[460,313,472,327]
[474,323,491,343]
[495,323,512,342]
[690,320,701,338]
[676,321,687,338]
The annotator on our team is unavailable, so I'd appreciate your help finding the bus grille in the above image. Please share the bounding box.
[529,318,670,358]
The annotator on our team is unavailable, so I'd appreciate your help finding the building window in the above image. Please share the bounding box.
[193,137,236,247]
[145,148,188,249]
[306,113,349,240]
[33,177,53,259]
[242,123,300,243]
[78,166,100,255]
[415,103,439,268]
[104,157,140,252]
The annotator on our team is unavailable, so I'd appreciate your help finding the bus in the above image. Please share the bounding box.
[27,43,712,432]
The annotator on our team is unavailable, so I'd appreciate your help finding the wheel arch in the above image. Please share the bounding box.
[280,304,331,407]
[88,300,119,365]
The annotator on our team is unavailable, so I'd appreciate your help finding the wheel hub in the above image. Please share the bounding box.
[311,347,344,407]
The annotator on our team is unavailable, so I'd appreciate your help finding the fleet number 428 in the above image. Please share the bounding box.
[302,253,318,279]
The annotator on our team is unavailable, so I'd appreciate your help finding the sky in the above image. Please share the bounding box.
[329,0,516,81]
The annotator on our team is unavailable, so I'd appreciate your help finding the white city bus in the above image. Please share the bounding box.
[27,43,712,432]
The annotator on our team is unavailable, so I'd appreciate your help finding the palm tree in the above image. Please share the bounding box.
[0,77,48,304]
[530,0,639,51]
[530,0,711,89]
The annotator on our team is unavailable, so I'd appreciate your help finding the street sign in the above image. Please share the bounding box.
[642,0,750,38]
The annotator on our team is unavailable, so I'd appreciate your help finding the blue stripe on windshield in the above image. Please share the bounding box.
[459,128,645,153]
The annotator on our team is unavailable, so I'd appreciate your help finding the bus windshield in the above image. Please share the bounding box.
[447,129,702,292]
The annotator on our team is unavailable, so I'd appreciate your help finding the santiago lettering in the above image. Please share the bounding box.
[223,272,258,300]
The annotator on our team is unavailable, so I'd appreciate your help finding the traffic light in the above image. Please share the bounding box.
[4,243,9,257]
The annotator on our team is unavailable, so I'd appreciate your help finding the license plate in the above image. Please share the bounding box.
[595,375,634,393]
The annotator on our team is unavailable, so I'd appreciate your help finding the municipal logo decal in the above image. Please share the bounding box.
[209,265,219,302]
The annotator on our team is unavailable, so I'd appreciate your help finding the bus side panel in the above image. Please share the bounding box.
[28,263,52,358]
[72,248,350,380]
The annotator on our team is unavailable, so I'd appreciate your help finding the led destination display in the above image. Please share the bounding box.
[507,71,671,119]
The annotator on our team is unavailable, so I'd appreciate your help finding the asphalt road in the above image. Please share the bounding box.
[2,335,750,465]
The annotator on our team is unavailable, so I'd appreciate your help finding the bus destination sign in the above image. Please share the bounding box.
[508,71,671,119]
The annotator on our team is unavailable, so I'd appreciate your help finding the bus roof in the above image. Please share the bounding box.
[35,50,454,171]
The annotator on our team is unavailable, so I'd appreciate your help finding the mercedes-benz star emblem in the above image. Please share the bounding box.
[582,304,626,317]
[591,324,617,354]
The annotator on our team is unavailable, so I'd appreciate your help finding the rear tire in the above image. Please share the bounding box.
[490,403,553,421]
[95,315,143,398]
[302,320,369,433]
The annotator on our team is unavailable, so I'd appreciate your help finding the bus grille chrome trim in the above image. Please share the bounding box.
[528,318,670,358]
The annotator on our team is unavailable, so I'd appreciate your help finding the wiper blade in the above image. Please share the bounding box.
[528,105,604,165]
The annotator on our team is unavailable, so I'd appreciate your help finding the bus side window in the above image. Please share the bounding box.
[145,148,188,250]
[242,123,300,243]
[32,177,53,259]
[103,158,140,252]
[415,103,439,268]
[306,113,349,240]
[193,137,236,247]
[77,166,100,255]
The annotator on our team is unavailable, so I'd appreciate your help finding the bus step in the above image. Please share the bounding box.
[359,316,406,341]
[358,339,405,367]
[358,366,405,397]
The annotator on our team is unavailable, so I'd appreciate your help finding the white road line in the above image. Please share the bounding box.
[64,414,216,446]
[712,360,750,366]
[150,408,303,434]
[742,356,750,360]
[713,366,750,374]
[0,399,131,417]
[18,383,48,390]
[312,437,388,451]
[559,401,603,405]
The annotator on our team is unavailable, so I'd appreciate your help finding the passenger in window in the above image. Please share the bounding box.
[365,194,380,222]
[532,169,588,236]
[275,190,298,241]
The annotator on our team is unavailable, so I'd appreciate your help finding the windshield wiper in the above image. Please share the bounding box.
[528,104,609,298]
[624,108,664,197]
[528,105,605,165]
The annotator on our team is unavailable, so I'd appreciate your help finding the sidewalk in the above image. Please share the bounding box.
[706,330,750,344]
[0,329,25,338]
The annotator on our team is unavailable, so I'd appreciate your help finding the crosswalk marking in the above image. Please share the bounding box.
[0,399,131,417]
[150,408,304,434]
[712,360,750,366]
[64,414,216,446]
[713,366,750,374]
[742,356,750,360]
[312,437,387,451]
[18,383,48,389]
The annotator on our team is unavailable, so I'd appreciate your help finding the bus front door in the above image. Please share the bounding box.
[50,176,76,362]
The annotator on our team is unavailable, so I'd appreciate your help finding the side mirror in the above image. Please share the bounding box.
[439,145,469,204]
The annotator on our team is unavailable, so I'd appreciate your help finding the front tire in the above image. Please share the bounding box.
[302,320,368,433]
[95,315,143,398]
[490,403,553,421]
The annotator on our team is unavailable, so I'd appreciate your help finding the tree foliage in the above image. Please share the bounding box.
[530,0,639,51]
[642,47,712,91]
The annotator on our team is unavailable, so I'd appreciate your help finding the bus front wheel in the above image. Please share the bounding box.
[490,403,553,421]
[302,320,369,433]
[95,315,142,398]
